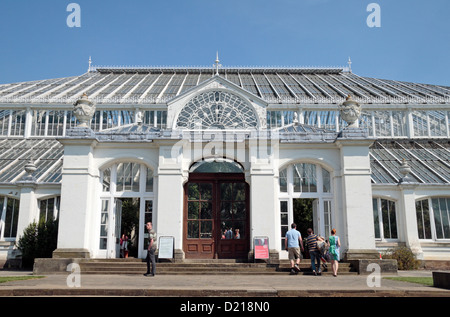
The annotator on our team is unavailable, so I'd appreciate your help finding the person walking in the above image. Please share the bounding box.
[144,222,156,277]
[284,223,304,275]
[329,228,341,277]
[305,228,324,275]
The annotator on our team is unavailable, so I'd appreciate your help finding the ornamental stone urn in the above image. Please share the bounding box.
[398,158,413,184]
[339,95,361,128]
[73,93,96,128]
[23,160,37,181]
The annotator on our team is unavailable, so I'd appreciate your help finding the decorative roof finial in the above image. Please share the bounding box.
[347,57,352,73]
[88,56,92,72]
[214,51,222,75]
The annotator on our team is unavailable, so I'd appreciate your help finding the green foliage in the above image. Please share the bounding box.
[16,219,58,268]
[382,246,420,270]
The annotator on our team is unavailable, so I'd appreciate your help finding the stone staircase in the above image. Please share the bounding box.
[78,258,358,275]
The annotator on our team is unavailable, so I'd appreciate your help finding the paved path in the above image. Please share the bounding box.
[0,269,448,298]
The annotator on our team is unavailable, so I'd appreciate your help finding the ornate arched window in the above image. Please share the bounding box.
[176,91,258,130]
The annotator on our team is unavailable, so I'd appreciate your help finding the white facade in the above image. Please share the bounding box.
[1,66,449,266]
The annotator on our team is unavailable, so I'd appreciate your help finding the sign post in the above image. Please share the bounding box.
[158,236,174,260]
[253,236,269,262]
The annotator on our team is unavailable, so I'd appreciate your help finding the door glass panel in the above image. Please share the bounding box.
[199,183,212,200]
[220,202,232,220]
[188,201,199,219]
[187,183,213,239]
[200,221,212,239]
[233,183,245,201]
[219,182,247,239]
[200,202,212,219]
[188,183,199,200]
[188,221,199,238]
[234,202,246,219]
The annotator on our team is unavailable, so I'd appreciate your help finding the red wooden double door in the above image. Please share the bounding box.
[183,173,249,259]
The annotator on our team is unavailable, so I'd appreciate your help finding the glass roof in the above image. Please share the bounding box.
[1,67,448,105]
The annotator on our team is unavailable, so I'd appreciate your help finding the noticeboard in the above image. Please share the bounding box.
[253,236,269,259]
[158,236,174,259]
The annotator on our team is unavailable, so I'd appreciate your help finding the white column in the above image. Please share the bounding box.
[248,137,279,261]
[53,138,98,258]
[398,184,423,259]
[336,137,379,260]
[155,144,186,261]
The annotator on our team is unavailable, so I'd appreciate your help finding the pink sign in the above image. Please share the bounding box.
[254,237,269,259]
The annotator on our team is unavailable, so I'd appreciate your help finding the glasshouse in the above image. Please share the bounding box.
[0,60,449,267]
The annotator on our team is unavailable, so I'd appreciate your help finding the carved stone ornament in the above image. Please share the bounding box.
[73,93,96,128]
[339,95,361,128]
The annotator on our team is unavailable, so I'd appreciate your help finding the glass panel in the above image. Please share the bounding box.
[143,200,153,250]
[234,202,246,220]
[200,221,212,239]
[221,183,232,201]
[146,168,153,192]
[99,199,109,249]
[429,110,446,137]
[188,183,199,200]
[392,111,407,137]
[280,200,288,249]
[322,168,330,193]
[412,111,428,137]
[102,167,111,192]
[188,201,199,219]
[0,197,3,237]
[233,183,245,201]
[416,199,431,239]
[433,198,450,239]
[374,110,391,137]
[116,163,140,192]
[324,200,331,238]
[200,202,212,219]
[199,183,212,200]
[293,163,317,192]
[220,202,232,220]
[187,221,199,238]
[373,198,380,239]
[279,168,287,192]
[432,198,443,239]
[4,198,19,238]
[388,200,397,239]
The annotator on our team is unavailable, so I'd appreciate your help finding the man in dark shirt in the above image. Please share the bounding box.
[305,228,324,275]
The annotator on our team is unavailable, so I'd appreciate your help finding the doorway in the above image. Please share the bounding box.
[183,173,250,259]
[293,198,316,259]
[293,198,315,239]
[118,198,140,258]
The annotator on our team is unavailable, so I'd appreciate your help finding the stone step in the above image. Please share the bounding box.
[77,258,358,275]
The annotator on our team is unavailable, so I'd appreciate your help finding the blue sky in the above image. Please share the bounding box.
[0,0,449,85]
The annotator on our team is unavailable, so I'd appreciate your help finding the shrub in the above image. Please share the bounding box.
[382,246,420,270]
[16,219,58,268]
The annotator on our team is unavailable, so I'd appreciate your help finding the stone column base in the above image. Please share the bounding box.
[344,249,381,261]
[52,248,90,259]
[173,249,184,262]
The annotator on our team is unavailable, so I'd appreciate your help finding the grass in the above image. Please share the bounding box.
[0,275,45,284]
[383,276,434,286]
